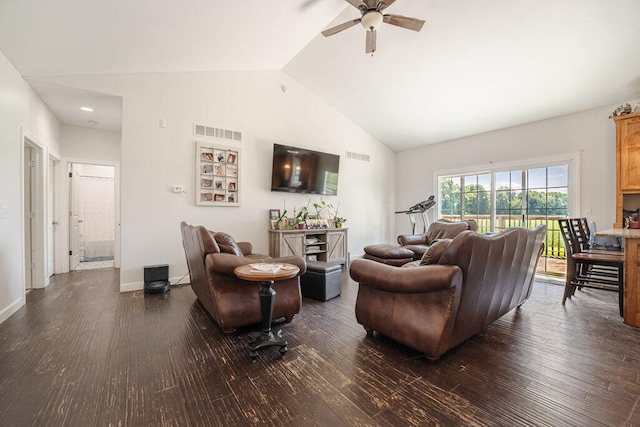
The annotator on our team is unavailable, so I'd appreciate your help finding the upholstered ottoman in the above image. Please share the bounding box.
[301,261,342,301]
[363,244,415,266]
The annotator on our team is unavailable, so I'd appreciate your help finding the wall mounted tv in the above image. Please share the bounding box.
[271,143,340,195]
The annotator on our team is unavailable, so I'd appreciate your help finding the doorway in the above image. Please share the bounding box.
[437,157,576,278]
[69,163,116,271]
[23,137,46,289]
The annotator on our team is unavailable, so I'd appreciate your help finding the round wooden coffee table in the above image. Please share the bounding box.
[234,263,300,361]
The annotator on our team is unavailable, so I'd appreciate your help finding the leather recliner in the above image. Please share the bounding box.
[397,219,478,260]
[180,221,306,335]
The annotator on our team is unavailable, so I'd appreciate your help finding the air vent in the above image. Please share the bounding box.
[345,151,370,162]
[194,123,242,142]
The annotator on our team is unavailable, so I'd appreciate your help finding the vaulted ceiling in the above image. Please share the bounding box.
[2,0,640,151]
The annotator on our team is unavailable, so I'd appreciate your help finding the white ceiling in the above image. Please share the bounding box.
[2,0,640,151]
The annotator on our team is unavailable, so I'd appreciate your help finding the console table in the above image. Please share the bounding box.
[268,228,348,264]
[595,228,640,327]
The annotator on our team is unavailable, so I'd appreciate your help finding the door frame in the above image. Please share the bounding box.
[68,165,81,270]
[22,132,47,289]
[58,158,121,272]
[47,155,59,277]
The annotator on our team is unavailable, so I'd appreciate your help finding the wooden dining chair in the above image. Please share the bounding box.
[569,218,621,282]
[558,218,624,316]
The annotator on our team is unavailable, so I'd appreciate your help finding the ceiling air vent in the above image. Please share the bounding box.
[345,151,370,162]
[194,123,242,142]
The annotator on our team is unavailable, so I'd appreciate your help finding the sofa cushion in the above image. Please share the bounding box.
[214,232,243,256]
[419,239,452,265]
[203,230,221,255]
[364,244,414,259]
[402,244,428,258]
[400,260,420,268]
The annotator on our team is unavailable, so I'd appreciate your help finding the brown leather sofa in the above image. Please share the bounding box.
[180,221,306,335]
[350,225,546,361]
[397,219,478,260]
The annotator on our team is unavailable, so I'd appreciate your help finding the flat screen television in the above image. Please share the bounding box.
[271,143,340,195]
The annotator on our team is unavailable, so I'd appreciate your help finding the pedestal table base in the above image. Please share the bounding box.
[248,279,288,361]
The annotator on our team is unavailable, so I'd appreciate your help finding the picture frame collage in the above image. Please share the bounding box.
[197,141,240,206]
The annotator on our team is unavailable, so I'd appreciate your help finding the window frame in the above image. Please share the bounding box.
[433,152,581,226]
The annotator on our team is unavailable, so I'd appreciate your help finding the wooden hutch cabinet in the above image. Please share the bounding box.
[615,112,640,228]
[268,228,348,264]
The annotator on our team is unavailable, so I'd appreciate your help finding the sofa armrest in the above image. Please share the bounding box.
[350,259,462,293]
[208,253,307,277]
[397,233,428,246]
[237,241,254,256]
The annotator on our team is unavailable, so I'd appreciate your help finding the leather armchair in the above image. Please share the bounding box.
[397,219,478,260]
[180,221,306,335]
[351,225,546,361]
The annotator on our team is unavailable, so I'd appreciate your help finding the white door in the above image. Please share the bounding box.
[47,157,56,277]
[69,167,80,270]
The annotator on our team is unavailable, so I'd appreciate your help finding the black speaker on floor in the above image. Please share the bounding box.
[144,264,171,294]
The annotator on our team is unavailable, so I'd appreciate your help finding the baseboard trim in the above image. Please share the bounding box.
[120,275,188,293]
[0,297,25,324]
[120,281,144,293]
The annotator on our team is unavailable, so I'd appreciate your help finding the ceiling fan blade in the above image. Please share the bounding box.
[377,0,397,11]
[322,19,361,37]
[299,0,320,9]
[383,14,425,32]
[363,0,377,8]
[345,0,367,11]
[366,29,376,54]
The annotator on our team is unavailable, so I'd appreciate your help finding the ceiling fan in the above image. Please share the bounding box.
[321,0,425,54]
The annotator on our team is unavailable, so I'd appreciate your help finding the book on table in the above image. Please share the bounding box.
[249,263,283,274]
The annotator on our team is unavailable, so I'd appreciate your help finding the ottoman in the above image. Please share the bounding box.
[301,261,343,301]
[363,244,415,266]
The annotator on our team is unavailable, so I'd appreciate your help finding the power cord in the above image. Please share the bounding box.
[171,272,191,289]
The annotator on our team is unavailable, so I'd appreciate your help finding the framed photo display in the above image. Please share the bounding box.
[196,141,240,206]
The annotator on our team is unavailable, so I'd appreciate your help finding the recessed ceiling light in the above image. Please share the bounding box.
[88,120,98,126]
[80,106,93,112]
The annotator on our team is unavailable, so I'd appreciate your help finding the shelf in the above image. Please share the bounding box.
[268,228,348,264]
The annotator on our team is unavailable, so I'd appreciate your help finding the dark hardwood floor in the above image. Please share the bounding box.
[1,267,639,426]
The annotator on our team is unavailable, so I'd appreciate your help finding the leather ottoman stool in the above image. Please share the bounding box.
[363,244,415,266]
[301,261,342,301]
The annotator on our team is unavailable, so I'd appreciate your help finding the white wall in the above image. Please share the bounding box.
[395,104,635,235]
[42,71,396,291]
[0,50,61,323]
[61,125,121,162]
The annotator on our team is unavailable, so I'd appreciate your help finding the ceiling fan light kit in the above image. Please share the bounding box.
[321,0,425,54]
[361,11,383,30]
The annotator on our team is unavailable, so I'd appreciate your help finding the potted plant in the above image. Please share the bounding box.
[276,210,287,230]
[295,207,308,229]
[311,198,333,219]
[333,216,347,228]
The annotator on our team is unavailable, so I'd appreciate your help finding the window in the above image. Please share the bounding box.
[438,159,574,276]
